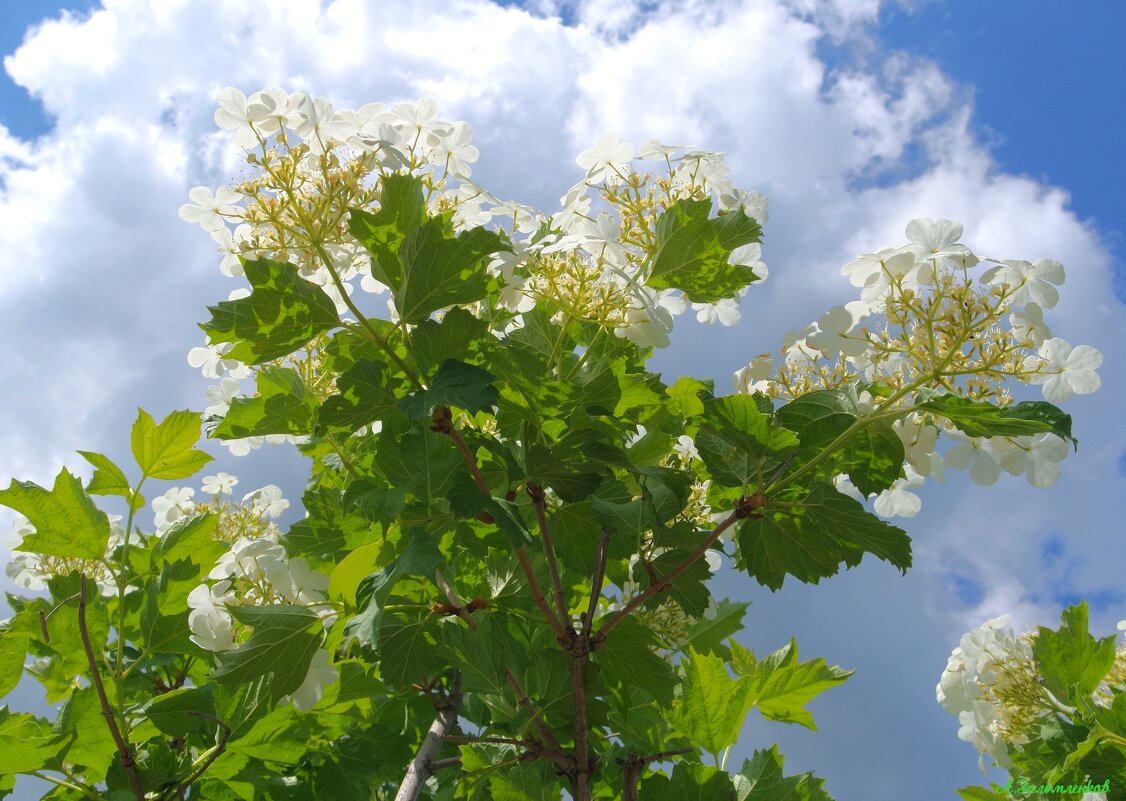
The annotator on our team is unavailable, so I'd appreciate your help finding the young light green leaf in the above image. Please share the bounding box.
[686,599,750,657]
[640,763,736,801]
[145,687,215,736]
[670,647,755,755]
[1032,602,1117,705]
[212,605,323,703]
[76,450,144,511]
[595,616,678,708]
[200,256,340,364]
[734,746,834,801]
[0,469,110,559]
[0,632,28,698]
[741,639,852,729]
[647,198,763,303]
[131,408,213,481]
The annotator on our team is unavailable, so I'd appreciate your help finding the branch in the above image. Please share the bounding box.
[434,568,479,631]
[569,652,592,801]
[620,748,696,800]
[432,407,491,497]
[395,676,462,801]
[515,548,571,643]
[592,511,740,648]
[529,484,571,635]
[76,574,146,801]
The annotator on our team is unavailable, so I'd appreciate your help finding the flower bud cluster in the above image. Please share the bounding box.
[733,219,1102,518]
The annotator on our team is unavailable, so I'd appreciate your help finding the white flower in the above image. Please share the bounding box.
[981,258,1065,309]
[840,246,919,309]
[904,218,977,272]
[733,355,773,395]
[430,121,479,178]
[893,414,944,479]
[187,580,237,652]
[806,302,869,357]
[872,466,924,518]
[577,134,634,184]
[996,433,1069,488]
[202,472,238,497]
[288,648,338,711]
[1023,337,1102,403]
[944,430,1002,486]
[1008,302,1050,347]
[178,186,242,233]
[691,296,741,326]
[243,485,289,519]
[729,242,767,281]
[391,98,451,147]
[247,87,302,135]
[205,377,242,418]
[673,435,700,463]
[153,487,196,533]
[719,188,769,225]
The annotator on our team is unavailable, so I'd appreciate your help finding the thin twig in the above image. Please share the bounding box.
[76,574,146,801]
[515,548,570,643]
[592,511,740,648]
[581,529,611,639]
[569,653,591,800]
[529,485,571,635]
[621,748,696,800]
[428,757,462,771]
[36,591,81,643]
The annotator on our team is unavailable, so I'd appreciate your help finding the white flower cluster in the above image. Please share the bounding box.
[187,532,336,711]
[4,513,129,596]
[181,90,772,456]
[152,477,289,535]
[936,616,1036,772]
[732,218,1102,518]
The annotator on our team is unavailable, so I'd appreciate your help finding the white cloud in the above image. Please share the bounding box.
[0,1,1120,797]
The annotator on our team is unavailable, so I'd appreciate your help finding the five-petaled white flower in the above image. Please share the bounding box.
[202,472,238,497]
[981,258,1066,309]
[1023,337,1102,403]
[577,134,634,184]
[178,186,242,232]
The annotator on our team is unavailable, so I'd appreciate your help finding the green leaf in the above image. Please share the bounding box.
[378,611,442,687]
[200,256,340,364]
[0,469,110,559]
[130,408,213,481]
[640,763,735,801]
[486,497,534,546]
[145,687,214,736]
[0,709,65,775]
[835,419,905,496]
[1033,602,1117,704]
[399,360,499,419]
[733,746,833,801]
[376,424,463,507]
[740,639,852,729]
[140,560,205,654]
[918,395,1075,444]
[53,688,117,777]
[439,617,513,698]
[670,648,755,755]
[317,358,399,435]
[647,198,763,303]
[348,173,426,290]
[77,451,143,512]
[525,444,603,503]
[0,632,28,698]
[737,483,911,590]
[595,616,678,708]
[343,532,441,650]
[702,394,799,457]
[955,788,1003,801]
[212,366,318,439]
[686,600,749,657]
[351,179,507,324]
[152,512,224,568]
[212,605,323,703]
[409,307,493,373]
[775,391,855,454]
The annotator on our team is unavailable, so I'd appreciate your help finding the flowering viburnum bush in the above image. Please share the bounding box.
[939,605,1126,799]
[0,87,1103,801]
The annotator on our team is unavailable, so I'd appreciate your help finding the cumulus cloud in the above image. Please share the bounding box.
[0,1,1121,798]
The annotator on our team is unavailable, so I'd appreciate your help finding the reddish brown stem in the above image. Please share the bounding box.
[77,575,146,801]
[516,548,571,643]
[504,669,571,773]
[592,511,739,648]
[582,528,611,639]
[529,484,571,633]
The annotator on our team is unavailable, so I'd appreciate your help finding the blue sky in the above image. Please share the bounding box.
[1,1,1123,799]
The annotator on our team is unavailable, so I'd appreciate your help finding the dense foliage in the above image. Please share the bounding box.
[0,88,1102,800]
